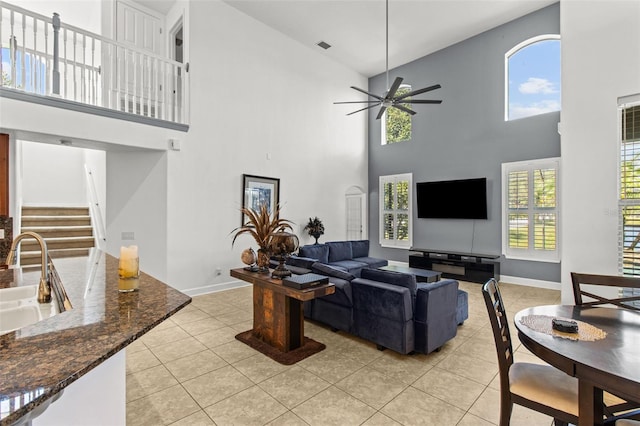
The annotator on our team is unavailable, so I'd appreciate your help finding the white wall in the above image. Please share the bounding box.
[164,0,367,293]
[21,141,86,206]
[12,0,102,34]
[106,151,168,281]
[560,1,640,302]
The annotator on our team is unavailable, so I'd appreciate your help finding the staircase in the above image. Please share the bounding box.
[19,206,95,266]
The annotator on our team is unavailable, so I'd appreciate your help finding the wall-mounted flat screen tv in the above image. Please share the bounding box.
[416,177,488,219]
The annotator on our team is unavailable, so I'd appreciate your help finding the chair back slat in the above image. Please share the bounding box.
[571,272,640,311]
[482,279,514,392]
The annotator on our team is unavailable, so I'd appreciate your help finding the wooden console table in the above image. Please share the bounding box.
[230,268,334,363]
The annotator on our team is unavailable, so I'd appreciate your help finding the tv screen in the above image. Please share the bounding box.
[416,178,488,219]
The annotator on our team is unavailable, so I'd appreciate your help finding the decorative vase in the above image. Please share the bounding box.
[311,233,321,244]
[269,232,299,278]
[256,248,271,273]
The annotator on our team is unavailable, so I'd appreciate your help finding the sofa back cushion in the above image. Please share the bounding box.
[299,244,329,264]
[311,262,356,282]
[327,241,353,262]
[350,240,369,258]
[360,268,417,297]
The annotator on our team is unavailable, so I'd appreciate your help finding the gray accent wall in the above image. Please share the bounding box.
[367,3,561,283]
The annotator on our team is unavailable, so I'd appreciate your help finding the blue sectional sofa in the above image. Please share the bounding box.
[351,268,459,354]
[275,240,464,354]
[297,262,460,354]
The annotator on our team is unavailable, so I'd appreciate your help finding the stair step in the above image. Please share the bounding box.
[20,227,93,238]
[20,248,91,265]
[20,237,95,252]
[22,206,90,217]
[21,217,91,227]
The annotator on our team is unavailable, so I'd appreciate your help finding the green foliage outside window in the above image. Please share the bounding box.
[385,87,411,144]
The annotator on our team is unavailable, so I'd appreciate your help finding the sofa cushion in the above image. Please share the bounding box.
[350,240,369,258]
[299,244,329,264]
[327,241,353,262]
[317,276,352,307]
[328,260,368,276]
[286,255,317,270]
[360,268,417,297]
[353,256,388,269]
[311,262,356,282]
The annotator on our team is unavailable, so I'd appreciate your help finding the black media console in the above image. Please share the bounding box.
[408,248,500,284]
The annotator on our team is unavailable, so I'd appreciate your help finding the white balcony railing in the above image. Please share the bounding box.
[0,2,188,126]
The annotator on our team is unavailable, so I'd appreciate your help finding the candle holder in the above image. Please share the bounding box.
[118,245,140,292]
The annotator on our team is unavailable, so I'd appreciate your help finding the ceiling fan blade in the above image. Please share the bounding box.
[397,99,443,104]
[393,104,416,116]
[376,106,387,120]
[385,77,404,99]
[350,86,384,100]
[395,84,442,100]
[347,104,380,116]
[334,100,381,104]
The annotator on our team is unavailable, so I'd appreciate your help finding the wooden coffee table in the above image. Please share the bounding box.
[230,268,334,364]
[379,265,442,283]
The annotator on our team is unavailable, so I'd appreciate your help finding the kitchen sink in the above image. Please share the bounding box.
[0,285,58,335]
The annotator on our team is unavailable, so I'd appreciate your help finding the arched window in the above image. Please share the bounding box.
[505,35,560,121]
[382,84,412,144]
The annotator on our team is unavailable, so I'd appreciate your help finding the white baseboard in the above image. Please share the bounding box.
[182,280,249,297]
[499,274,561,290]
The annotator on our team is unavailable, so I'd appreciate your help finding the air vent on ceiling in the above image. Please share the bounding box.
[316,41,331,50]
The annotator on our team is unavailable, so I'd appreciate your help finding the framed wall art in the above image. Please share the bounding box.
[242,174,280,222]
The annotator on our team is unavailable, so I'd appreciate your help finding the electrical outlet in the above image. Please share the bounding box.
[215,267,222,276]
[0,229,4,239]
[122,231,135,240]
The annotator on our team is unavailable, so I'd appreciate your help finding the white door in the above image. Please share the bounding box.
[115,0,163,115]
[346,193,367,240]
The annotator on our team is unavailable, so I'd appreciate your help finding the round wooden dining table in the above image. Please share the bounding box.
[514,305,640,426]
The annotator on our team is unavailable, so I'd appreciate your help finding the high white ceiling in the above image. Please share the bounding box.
[139,0,556,77]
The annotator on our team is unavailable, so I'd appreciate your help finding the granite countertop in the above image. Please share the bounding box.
[0,249,191,425]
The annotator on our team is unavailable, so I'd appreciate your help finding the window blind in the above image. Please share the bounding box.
[618,103,640,307]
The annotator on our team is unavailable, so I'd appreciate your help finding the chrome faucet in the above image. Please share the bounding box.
[6,231,51,304]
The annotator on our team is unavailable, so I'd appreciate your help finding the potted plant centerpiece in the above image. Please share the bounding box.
[232,203,293,272]
[304,217,325,244]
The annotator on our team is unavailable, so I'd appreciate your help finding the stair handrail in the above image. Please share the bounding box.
[84,164,106,250]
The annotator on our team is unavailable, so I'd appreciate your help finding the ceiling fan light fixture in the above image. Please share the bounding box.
[334,0,442,119]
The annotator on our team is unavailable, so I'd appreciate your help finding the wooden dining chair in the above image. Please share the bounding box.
[482,278,579,426]
[571,272,640,311]
[571,272,640,421]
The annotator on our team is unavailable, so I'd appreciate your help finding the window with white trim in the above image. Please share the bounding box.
[619,100,640,266]
[382,84,411,145]
[380,173,412,248]
[505,35,560,121]
[502,158,560,262]
[618,98,640,308]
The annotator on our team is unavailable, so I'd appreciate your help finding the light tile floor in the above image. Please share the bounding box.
[126,281,561,425]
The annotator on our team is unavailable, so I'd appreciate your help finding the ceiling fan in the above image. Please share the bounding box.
[334,0,442,120]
